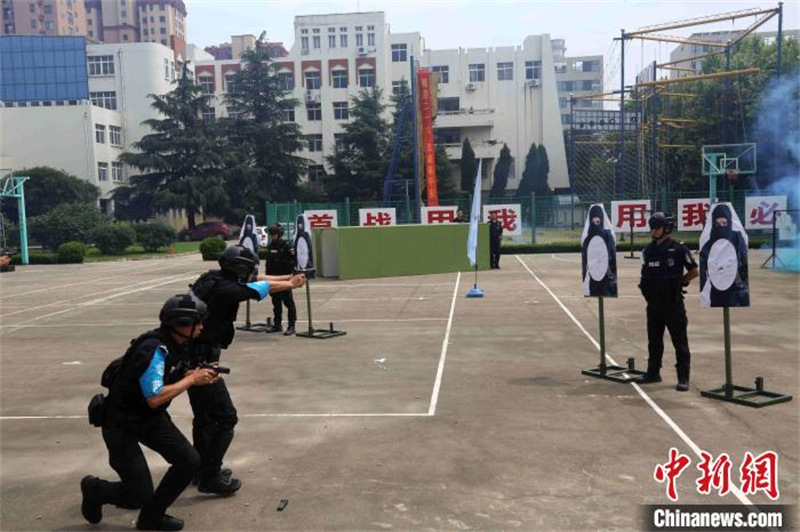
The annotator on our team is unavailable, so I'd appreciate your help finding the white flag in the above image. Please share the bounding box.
[467,160,483,267]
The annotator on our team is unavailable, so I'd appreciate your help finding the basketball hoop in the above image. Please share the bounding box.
[726,169,740,182]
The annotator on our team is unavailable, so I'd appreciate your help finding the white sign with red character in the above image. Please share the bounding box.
[482,204,522,236]
[677,198,710,232]
[304,209,339,229]
[359,208,396,227]
[745,195,786,230]
[611,200,651,233]
[420,206,458,225]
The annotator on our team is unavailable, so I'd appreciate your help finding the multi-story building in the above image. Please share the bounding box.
[2,0,87,37]
[195,12,570,192]
[85,0,187,60]
[668,29,800,78]
[0,35,181,212]
[551,39,603,128]
[204,36,288,60]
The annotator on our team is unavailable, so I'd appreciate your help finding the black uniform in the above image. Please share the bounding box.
[92,329,200,526]
[188,272,269,486]
[265,238,296,328]
[489,220,503,269]
[639,237,698,381]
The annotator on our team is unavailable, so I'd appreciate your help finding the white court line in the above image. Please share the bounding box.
[550,254,580,263]
[514,255,756,508]
[427,271,461,416]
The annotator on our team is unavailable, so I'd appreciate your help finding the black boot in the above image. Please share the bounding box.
[192,467,231,487]
[284,324,296,336]
[676,368,690,392]
[136,514,184,531]
[267,324,283,333]
[197,472,242,496]
[80,475,103,524]
[636,372,662,384]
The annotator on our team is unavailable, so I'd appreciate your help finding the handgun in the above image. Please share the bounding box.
[200,363,231,374]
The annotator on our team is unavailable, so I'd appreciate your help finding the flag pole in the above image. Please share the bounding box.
[466,161,485,298]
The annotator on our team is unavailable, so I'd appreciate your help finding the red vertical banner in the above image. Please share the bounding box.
[418,69,439,206]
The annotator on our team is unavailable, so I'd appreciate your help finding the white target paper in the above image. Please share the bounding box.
[707,239,737,291]
[587,236,609,281]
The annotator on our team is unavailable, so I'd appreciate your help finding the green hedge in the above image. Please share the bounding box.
[57,241,87,263]
[200,237,227,261]
[134,223,176,252]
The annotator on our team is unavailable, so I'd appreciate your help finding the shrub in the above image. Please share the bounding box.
[92,224,135,255]
[200,237,227,261]
[134,223,176,252]
[28,203,107,251]
[57,241,87,263]
[10,251,58,264]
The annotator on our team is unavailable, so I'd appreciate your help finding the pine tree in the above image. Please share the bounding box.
[490,143,513,198]
[325,87,391,201]
[460,138,477,191]
[515,143,540,198]
[535,144,551,195]
[223,36,307,217]
[117,65,227,228]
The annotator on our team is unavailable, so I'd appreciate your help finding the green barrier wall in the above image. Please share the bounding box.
[322,224,490,280]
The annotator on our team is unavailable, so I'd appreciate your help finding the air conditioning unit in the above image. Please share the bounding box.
[465,83,476,92]
[527,79,541,88]
[305,91,320,103]
[357,46,367,55]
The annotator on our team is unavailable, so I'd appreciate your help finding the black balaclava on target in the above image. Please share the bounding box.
[710,204,733,242]
[588,205,604,238]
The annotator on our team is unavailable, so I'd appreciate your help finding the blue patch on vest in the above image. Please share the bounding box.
[246,280,270,301]
[139,346,168,399]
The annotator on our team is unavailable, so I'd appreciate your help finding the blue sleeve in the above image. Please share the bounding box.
[246,280,270,301]
[139,346,168,399]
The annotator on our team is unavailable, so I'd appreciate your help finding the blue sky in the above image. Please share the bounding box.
[186,1,799,85]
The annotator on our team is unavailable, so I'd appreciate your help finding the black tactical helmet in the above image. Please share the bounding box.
[267,223,284,237]
[218,245,257,277]
[159,294,207,328]
[648,212,674,233]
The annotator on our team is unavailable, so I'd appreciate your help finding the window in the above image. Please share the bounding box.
[468,64,485,82]
[437,97,460,113]
[277,72,294,91]
[306,102,322,121]
[358,67,375,88]
[163,58,169,80]
[95,124,106,144]
[333,101,348,120]
[122,34,128,41]
[121,10,126,17]
[497,62,513,81]
[525,60,541,80]
[583,60,599,72]
[224,73,236,92]
[226,107,241,119]
[328,27,335,33]
[391,43,407,62]
[307,134,323,152]
[312,36,320,49]
[340,27,347,32]
[281,105,295,122]
[90,92,117,110]
[582,80,595,91]
[159,15,165,22]
[46,21,55,30]
[109,126,122,146]
[328,35,336,48]
[159,4,164,9]
[334,133,347,153]
[308,165,325,183]
[301,37,309,51]
[340,34,348,47]
[432,65,449,84]
[112,162,123,183]
[202,109,215,121]
[355,34,363,47]
[559,97,567,109]
[97,162,108,182]
[198,75,213,93]
[87,55,114,75]
[312,28,319,34]
[29,3,35,13]
[301,29,308,34]
[331,69,348,88]
[355,26,362,31]
[367,25,374,31]
[572,61,583,72]
[44,5,52,14]
[391,81,405,95]
[554,62,567,74]
[304,71,321,90]
[367,33,375,46]
[160,27,166,35]
[30,20,37,29]
[434,127,460,145]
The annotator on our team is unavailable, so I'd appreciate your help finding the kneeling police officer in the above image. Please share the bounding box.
[80,294,218,531]
[187,245,305,495]
[637,212,699,391]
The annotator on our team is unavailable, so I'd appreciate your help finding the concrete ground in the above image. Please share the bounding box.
[0,250,797,531]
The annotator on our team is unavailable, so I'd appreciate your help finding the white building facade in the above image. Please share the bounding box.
[196,12,571,192]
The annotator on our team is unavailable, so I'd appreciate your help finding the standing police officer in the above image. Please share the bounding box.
[489,212,503,269]
[187,245,304,495]
[80,294,218,531]
[637,212,699,391]
[265,224,297,335]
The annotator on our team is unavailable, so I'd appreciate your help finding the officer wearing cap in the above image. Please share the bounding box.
[187,245,305,495]
[265,224,297,335]
[637,212,699,391]
[80,294,218,531]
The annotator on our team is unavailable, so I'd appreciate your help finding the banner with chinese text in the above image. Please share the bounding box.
[359,208,397,227]
[304,209,339,229]
[482,204,522,236]
[421,206,458,225]
[745,195,787,230]
[677,198,709,232]
[611,200,651,233]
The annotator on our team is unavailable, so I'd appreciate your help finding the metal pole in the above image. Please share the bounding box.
[530,191,537,244]
[304,281,313,334]
[599,296,606,374]
[619,31,627,199]
[724,45,733,199]
[777,2,784,79]
[474,263,478,289]
[651,61,658,195]
[723,306,732,398]
[410,56,420,210]
[771,211,778,269]
[344,196,350,226]
[18,180,29,266]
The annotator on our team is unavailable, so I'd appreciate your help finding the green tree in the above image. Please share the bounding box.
[516,143,540,198]
[460,138,477,191]
[223,37,307,214]
[0,167,99,221]
[325,87,391,201]
[434,144,460,200]
[117,66,227,229]
[28,202,107,250]
[490,144,513,198]
[535,144,551,195]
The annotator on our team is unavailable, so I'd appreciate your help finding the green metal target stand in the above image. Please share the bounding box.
[581,296,646,382]
[1,172,30,271]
